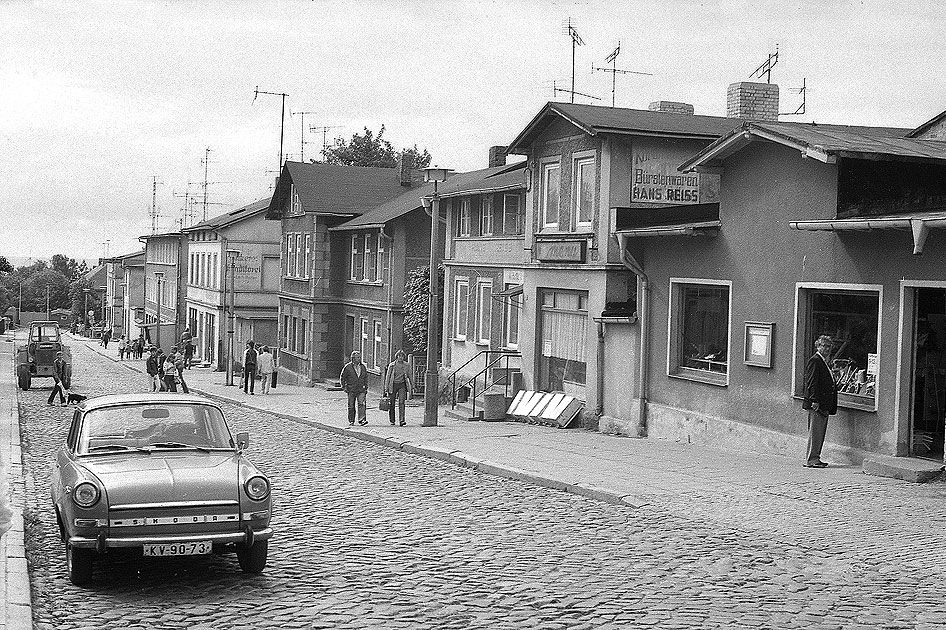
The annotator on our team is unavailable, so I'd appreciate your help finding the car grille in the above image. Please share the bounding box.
[108,501,241,538]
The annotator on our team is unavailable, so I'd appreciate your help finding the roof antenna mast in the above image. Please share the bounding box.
[780,77,807,116]
[149,175,163,234]
[310,125,343,160]
[253,86,290,173]
[291,110,318,162]
[563,18,585,104]
[592,41,653,108]
[750,44,779,84]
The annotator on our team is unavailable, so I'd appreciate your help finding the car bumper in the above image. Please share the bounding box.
[69,527,273,549]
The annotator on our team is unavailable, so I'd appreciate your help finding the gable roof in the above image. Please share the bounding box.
[330,165,526,231]
[680,120,940,172]
[509,102,740,153]
[908,109,946,138]
[266,161,407,219]
[183,197,271,232]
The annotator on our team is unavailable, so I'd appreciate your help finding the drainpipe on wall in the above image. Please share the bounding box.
[617,234,650,436]
[596,319,605,417]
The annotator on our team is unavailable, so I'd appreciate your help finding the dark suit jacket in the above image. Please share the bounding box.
[52,359,67,383]
[340,362,369,394]
[803,353,838,416]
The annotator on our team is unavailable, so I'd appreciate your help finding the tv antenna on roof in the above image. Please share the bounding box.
[310,125,343,160]
[291,110,318,163]
[149,175,163,234]
[253,86,290,173]
[780,77,807,116]
[750,44,779,84]
[563,18,585,103]
[592,41,653,108]
[552,80,601,103]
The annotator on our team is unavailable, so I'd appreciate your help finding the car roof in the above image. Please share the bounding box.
[81,393,221,412]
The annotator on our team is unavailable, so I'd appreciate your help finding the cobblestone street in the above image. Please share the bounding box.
[15,341,946,629]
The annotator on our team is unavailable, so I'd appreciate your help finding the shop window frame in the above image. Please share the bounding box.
[667,278,733,387]
[792,282,883,413]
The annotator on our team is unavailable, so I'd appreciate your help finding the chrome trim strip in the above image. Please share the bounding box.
[69,527,274,548]
[110,513,239,527]
[110,500,239,511]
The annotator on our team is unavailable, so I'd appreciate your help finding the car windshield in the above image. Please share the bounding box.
[30,325,59,342]
[77,403,234,455]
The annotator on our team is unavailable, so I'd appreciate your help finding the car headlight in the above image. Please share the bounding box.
[73,482,101,508]
[244,476,270,501]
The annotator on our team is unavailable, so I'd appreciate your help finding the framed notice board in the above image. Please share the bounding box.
[744,321,774,368]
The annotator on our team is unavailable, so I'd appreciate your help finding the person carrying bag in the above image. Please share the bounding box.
[383,350,414,427]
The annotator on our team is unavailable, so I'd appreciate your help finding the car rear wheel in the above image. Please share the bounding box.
[66,543,93,586]
[236,540,267,573]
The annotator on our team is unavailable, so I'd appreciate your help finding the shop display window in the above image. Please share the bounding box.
[802,289,879,408]
[669,280,730,385]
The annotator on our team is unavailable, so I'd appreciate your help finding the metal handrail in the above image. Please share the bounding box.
[444,349,521,411]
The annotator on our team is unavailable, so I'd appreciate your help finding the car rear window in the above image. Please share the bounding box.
[78,403,234,454]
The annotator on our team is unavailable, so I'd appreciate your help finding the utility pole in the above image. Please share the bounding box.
[202,147,211,222]
[310,125,343,160]
[45,284,50,320]
[253,86,290,173]
[225,249,240,386]
[592,42,652,108]
[292,111,317,162]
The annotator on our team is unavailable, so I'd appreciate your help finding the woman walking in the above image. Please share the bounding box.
[257,346,275,394]
[384,351,414,426]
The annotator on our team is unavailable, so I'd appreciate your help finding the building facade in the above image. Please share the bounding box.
[139,231,188,353]
[121,251,146,342]
[182,199,281,370]
[104,250,144,339]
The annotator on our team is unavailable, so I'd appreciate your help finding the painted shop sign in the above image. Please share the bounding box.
[535,240,585,262]
[233,251,263,290]
[631,143,720,205]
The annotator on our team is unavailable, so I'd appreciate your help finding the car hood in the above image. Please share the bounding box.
[80,452,240,506]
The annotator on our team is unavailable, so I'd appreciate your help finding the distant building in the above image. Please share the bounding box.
[138,231,188,352]
[182,198,281,370]
[49,308,73,328]
[103,250,144,339]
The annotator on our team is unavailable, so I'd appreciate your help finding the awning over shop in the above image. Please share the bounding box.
[614,220,721,238]
[492,285,523,298]
[789,213,946,254]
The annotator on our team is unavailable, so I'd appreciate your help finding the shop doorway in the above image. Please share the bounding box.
[910,287,946,459]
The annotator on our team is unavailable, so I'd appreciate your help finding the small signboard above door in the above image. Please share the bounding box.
[535,239,585,262]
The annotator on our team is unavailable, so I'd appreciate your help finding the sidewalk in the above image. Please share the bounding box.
[77,334,882,507]
[0,330,31,630]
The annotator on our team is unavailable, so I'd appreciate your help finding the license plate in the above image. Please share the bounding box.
[143,541,212,556]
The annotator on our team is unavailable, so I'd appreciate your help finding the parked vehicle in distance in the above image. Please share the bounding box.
[16,321,71,391]
[51,393,273,585]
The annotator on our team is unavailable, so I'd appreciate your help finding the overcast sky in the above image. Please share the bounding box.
[2,0,944,262]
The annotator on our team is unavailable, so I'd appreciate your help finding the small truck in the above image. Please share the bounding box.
[16,321,72,391]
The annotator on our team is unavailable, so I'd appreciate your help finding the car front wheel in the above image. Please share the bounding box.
[66,544,93,586]
[236,540,267,573]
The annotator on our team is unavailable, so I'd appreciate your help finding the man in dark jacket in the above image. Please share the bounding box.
[802,335,838,468]
[47,351,68,405]
[339,351,369,426]
[243,340,258,395]
[145,346,161,392]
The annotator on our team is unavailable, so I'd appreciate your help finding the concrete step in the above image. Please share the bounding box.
[862,454,945,483]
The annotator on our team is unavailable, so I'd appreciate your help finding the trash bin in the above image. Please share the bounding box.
[457,385,470,404]
[482,392,507,421]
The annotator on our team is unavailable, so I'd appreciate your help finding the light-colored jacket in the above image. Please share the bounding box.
[257,351,275,374]
[384,360,414,393]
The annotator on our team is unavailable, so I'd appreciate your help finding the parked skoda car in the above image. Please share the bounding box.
[51,393,272,585]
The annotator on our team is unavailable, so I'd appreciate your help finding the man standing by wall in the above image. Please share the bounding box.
[340,351,369,426]
[802,335,838,468]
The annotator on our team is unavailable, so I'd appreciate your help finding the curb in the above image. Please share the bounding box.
[80,340,645,510]
[2,333,33,630]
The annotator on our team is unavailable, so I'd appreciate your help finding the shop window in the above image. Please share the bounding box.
[475,280,492,344]
[669,280,731,386]
[480,197,493,236]
[454,278,469,340]
[539,289,588,397]
[541,161,561,229]
[573,155,595,228]
[797,287,880,409]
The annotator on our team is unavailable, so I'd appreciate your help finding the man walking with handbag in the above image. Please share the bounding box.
[802,335,838,468]
[384,350,414,426]
[340,351,369,426]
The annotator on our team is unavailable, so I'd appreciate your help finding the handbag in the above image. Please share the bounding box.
[379,394,390,412]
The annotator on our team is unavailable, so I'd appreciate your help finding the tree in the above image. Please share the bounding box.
[69,278,102,323]
[50,254,86,281]
[401,264,444,355]
[22,269,71,313]
[0,256,12,275]
[321,125,432,170]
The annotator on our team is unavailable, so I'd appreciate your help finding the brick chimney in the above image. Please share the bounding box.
[648,101,694,116]
[398,152,412,186]
[488,145,507,168]
[727,82,779,121]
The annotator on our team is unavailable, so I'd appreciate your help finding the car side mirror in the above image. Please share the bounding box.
[235,432,249,452]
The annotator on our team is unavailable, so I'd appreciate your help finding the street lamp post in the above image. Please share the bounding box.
[83,288,90,336]
[45,284,50,320]
[225,249,240,386]
[155,272,164,352]
[421,166,449,427]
